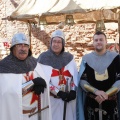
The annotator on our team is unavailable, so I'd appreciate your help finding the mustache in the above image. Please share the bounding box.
[19,50,28,54]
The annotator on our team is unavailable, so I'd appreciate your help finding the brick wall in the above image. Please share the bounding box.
[0,0,119,69]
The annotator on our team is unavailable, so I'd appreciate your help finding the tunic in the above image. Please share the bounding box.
[77,51,120,120]
[38,49,78,120]
[0,53,52,120]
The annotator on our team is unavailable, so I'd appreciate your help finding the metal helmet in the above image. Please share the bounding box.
[11,33,30,48]
[51,29,65,40]
[51,29,65,53]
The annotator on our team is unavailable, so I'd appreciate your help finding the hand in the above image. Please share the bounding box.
[33,86,45,95]
[57,91,69,101]
[94,90,108,104]
[32,77,46,87]
[32,77,46,95]
[67,90,76,102]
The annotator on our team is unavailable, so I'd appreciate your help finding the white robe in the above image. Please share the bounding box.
[47,59,78,120]
[0,63,52,120]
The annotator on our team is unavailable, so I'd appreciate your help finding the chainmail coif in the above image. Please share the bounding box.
[37,49,73,69]
[0,52,37,73]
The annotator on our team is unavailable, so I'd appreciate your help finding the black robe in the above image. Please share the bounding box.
[80,51,120,120]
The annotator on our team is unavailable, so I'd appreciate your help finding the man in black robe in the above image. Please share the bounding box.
[77,31,120,120]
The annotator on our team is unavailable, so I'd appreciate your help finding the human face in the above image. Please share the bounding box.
[12,44,29,60]
[93,34,107,53]
[51,37,63,55]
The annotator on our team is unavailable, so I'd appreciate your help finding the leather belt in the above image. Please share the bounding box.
[23,107,36,114]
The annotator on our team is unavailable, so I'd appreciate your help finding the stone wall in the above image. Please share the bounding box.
[0,0,119,69]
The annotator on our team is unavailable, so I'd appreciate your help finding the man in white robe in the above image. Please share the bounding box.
[38,29,78,120]
[0,33,51,120]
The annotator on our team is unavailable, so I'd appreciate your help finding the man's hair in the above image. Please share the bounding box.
[93,31,106,39]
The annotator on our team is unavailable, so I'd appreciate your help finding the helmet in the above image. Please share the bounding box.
[11,33,30,48]
[51,30,65,53]
[51,29,65,40]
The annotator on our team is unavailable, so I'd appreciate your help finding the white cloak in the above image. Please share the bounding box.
[44,58,78,120]
[0,63,52,120]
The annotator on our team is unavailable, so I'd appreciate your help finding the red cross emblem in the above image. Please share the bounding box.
[50,86,55,90]
[24,71,38,104]
[71,82,75,87]
[51,67,72,85]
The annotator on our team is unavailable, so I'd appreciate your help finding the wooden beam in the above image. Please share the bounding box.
[28,21,32,50]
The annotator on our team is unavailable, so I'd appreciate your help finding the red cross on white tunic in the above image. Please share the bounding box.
[51,67,72,85]
[24,72,38,104]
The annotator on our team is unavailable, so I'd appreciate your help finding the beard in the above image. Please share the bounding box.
[95,46,104,52]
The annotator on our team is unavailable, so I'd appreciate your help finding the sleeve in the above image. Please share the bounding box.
[112,55,120,91]
[112,55,120,89]
[49,81,59,96]
[80,63,98,93]
[106,55,120,96]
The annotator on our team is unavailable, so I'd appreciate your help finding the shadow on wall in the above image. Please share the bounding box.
[31,27,51,58]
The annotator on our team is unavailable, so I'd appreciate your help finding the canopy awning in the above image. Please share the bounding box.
[7,0,120,24]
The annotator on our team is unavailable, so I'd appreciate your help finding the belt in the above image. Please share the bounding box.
[23,107,36,114]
